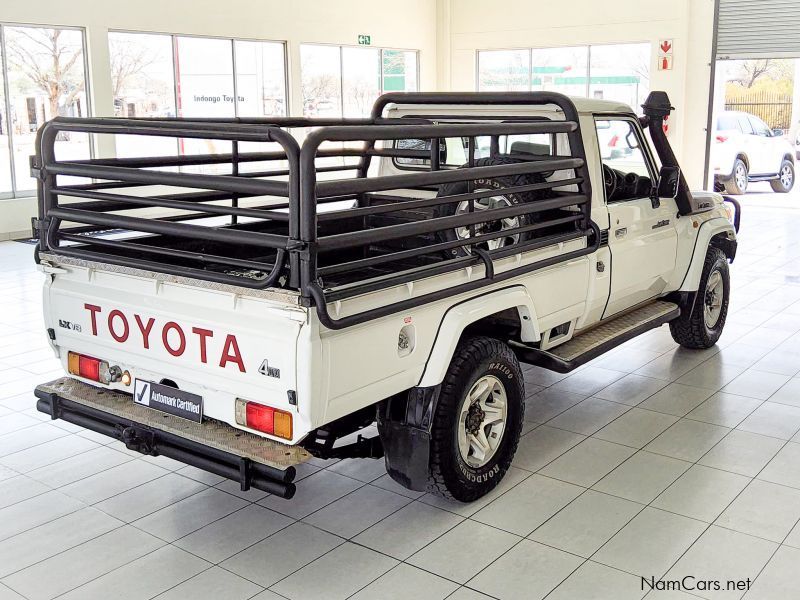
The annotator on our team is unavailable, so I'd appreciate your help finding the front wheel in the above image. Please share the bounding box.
[669,247,730,349]
[770,159,794,193]
[723,158,748,195]
[427,336,524,502]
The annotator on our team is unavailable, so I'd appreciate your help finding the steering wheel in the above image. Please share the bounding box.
[603,164,618,201]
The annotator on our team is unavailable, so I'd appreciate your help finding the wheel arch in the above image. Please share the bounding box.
[417,285,539,388]
[678,218,737,292]
[736,153,750,171]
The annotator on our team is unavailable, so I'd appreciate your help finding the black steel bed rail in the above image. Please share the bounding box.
[34,116,302,288]
[296,93,594,326]
[309,223,601,329]
[35,91,597,328]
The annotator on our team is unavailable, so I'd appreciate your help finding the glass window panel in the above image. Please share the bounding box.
[738,114,754,134]
[342,47,380,118]
[717,114,740,131]
[531,46,589,97]
[748,114,771,136]
[588,43,650,109]
[301,44,341,117]
[382,50,417,92]
[108,31,176,157]
[6,26,90,192]
[478,50,530,91]
[595,119,652,180]
[234,40,286,118]
[0,42,11,194]
[174,36,235,118]
[174,36,234,159]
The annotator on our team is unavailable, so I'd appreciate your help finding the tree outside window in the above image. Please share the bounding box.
[2,25,90,194]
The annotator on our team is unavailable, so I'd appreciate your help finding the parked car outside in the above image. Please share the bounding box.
[712,110,795,194]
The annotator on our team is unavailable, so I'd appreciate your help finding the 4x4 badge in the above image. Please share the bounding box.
[652,219,670,230]
[258,359,281,379]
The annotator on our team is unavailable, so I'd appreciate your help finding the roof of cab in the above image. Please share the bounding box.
[384,93,637,117]
[568,96,637,114]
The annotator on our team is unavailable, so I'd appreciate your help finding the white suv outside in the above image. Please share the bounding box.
[712,110,795,195]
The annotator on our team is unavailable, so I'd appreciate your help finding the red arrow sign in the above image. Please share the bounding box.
[660,40,672,54]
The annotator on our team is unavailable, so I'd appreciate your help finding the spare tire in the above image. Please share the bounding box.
[434,156,550,258]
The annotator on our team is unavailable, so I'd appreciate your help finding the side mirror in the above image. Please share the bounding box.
[772,129,784,137]
[656,165,681,199]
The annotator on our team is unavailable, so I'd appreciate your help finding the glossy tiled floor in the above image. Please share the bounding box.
[1,193,800,600]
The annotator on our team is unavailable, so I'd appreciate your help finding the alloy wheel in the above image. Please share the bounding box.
[457,375,508,468]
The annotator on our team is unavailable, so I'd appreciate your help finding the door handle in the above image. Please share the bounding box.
[615,227,627,238]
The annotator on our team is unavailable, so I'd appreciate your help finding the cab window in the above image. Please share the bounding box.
[748,115,771,137]
[595,118,654,202]
[738,114,755,134]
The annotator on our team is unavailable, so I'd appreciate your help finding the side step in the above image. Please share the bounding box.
[511,300,680,373]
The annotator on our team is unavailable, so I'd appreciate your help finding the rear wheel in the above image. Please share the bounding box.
[723,158,748,195]
[427,336,524,502]
[770,159,794,193]
[669,247,729,349]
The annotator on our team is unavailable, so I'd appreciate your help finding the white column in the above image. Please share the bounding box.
[790,58,800,138]
[85,25,116,158]
[436,0,451,91]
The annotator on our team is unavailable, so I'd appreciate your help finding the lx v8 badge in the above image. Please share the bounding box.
[258,359,280,378]
[652,219,670,230]
[58,319,81,332]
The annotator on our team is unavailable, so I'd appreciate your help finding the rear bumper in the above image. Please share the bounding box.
[35,377,311,498]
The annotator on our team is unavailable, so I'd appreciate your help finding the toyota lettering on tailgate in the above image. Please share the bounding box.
[83,304,246,372]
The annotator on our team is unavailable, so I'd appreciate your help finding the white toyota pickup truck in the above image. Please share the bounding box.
[31,91,739,501]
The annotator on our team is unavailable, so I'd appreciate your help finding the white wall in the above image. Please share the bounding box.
[442,0,716,189]
[0,0,717,240]
[0,0,437,239]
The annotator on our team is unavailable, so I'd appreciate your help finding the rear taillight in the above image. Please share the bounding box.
[235,399,293,440]
[68,351,111,384]
[715,135,728,143]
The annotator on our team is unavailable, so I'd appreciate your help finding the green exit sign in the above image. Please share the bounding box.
[358,34,371,45]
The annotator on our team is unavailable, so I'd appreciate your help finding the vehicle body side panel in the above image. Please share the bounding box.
[316,250,590,423]
[604,197,678,317]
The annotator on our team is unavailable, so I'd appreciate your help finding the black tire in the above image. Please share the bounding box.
[435,156,549,258]
[427,336,524,502]
[770,159,795,193]
[723,158,748,195]
[669,247,730,349]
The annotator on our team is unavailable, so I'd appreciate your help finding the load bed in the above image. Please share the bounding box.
[33,92,598,329]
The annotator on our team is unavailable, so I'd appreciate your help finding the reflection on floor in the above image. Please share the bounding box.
[0,195,798,600]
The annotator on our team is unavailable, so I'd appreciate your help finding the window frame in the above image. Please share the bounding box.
[737,114,755,135]
[0,22,92,199]
[475,41,650,103]
[299,42,420,118]
[390,117,557,172]
[747,114,771,137]
[593,114,658,204]
[108,29,289,121]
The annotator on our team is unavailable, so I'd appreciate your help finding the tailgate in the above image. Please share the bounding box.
[40,255,309,443]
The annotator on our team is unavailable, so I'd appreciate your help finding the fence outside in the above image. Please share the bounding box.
[725,91,793,130]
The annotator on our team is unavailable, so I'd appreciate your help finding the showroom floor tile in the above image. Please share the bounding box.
[1,197,800,599]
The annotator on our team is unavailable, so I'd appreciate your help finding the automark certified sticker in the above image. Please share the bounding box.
[133,379,203,423]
